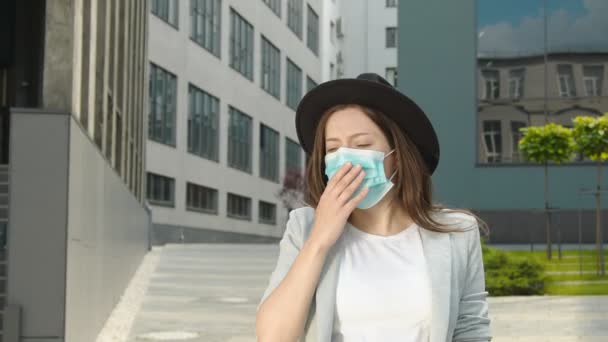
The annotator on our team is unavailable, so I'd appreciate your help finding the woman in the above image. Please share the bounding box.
[256,73,492,342]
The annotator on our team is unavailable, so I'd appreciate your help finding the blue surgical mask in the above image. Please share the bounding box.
[324,146,397,209]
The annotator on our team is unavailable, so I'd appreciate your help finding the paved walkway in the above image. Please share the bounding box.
[120,244,608,341]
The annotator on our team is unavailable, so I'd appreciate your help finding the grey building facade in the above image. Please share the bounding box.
[1,0,150,341]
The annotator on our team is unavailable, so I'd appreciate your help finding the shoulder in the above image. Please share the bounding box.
[286,206,316,240]
[431,208,482,251]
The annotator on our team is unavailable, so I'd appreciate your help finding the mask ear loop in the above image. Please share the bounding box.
[384,148,397,182]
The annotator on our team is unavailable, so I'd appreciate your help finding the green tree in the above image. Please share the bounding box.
[519,123,576,260]
[572,114,608,276]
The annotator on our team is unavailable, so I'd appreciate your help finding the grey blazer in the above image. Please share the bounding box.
[257,207,492,342]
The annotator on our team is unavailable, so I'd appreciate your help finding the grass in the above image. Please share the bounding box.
[498,248,608,295]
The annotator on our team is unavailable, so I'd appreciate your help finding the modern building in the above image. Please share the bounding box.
[147,0,326,243]
[338,0,399,85]
[398,0,608,243]
[1,0,150,341]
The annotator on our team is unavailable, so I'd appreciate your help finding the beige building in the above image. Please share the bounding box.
[477,53,608,163]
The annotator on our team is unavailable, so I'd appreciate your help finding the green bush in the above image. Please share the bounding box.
[481,241,546,296]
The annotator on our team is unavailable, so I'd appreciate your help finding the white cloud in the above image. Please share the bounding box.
[479,0,608,57]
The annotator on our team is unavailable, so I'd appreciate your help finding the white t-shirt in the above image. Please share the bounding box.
[331,221,432,342]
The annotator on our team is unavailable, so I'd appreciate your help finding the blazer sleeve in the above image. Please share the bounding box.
[257,209,304,312]
[452,224,493,341]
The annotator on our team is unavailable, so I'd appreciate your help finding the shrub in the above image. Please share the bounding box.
[481,242,546,296]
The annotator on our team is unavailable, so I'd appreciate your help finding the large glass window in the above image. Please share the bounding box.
[227,193,252,220]
[149,63,177,146]
[228,106,253,173]
[260,124,280,182]
[147,172,175,207]
[263,0,281,17]
[186,182,218,214]
[285,138,302,175]
[188,84,219,161]
[386,27,397,48]
[286,58,302,110]
[261,36,281,99]
[306,5,319,55]
[476,0,608,164]
[287,0,303,39]
[259,201,277,225]
[229,8,254,80]
[190,0,221,57]
[151,0,179,27]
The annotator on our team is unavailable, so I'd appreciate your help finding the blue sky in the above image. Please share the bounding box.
[477,0,608,55]
[478,0,586,29]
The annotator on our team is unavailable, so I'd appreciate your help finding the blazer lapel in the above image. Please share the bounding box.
[311,225,452,342]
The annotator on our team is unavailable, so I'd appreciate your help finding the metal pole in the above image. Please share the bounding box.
[578,207,582,277]
[557,209,562,260]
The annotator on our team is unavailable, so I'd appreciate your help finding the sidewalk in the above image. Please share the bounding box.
[102,243,608,341]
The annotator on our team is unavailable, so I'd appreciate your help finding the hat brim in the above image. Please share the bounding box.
[295,78,440,174]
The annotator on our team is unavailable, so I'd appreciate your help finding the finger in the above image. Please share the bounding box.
[332,164,363,197]
[346,186,369,211]
[337,169,365,203]
[326,162,352,190]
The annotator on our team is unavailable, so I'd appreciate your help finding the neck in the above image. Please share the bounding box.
[348,189,413,236]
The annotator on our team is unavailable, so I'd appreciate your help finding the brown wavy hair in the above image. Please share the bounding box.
[303,103,490,237]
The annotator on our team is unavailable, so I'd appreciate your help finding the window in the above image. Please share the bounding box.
[151,0,179,27]
[482,120,502,163]
[188,85,219,161]
[386,27,397,48]
[330,62,335,79]
[149,63,177,146]
[557,64,576,97]
[287,0,303,39]
[228,106,253,173]
[508,68,525,99]
[190,0,221,57]
[510,121,526,162]
[259,201,277,225]
[186,182,218,214]
[260,124,280,182]
[261,36,281,99]
[229,8,254,80]
[385,67,398,87]
[285,138,302,174]
[306,76,318,92]
[227,193,251,220]
[481,69,499,100]
[330,21,335,43]
[146,172,175,207]
[286,58,303,110]
[262,0,281,17]
[307,5,319,55]
[386,0,398,7]
[583,65,604,97]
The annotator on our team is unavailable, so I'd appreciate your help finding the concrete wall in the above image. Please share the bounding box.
[8,110,70,342]
[64,115,149,342]
[7,109,150,342]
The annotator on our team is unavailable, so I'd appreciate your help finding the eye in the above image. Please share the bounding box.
[357,144,371,148]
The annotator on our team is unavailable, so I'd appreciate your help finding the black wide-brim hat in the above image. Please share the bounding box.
[295,72,440,174]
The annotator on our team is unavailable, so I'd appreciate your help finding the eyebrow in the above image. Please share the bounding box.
[325,132,372,142]
[325,132,372,141]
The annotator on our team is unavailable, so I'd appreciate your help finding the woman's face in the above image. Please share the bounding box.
[324,106,395,178]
